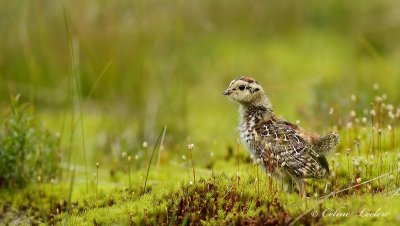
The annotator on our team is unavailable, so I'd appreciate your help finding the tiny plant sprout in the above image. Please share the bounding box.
[210,152,214,176]
[127,156,132,190]
[346,149,350,174]
[96,162,99,197]
[188,144,195,184]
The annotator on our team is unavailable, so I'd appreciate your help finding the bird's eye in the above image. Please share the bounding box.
[238,85,245,91]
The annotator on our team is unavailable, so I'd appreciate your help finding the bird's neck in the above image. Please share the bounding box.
[239,95,274,119]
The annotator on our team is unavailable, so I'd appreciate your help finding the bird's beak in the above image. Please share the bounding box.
[223,89,231,95]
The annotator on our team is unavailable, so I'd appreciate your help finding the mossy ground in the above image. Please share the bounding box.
[2,1,400,225]
[1,123,400,225]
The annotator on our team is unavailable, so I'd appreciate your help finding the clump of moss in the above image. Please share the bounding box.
[130,174,292,225]
[0,96,61,188]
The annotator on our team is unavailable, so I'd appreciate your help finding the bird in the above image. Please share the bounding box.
[223,76,339,197]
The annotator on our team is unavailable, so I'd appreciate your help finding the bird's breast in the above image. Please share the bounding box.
[239,116,260,159]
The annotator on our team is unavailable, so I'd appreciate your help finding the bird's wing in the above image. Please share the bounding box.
[255,120,329,178]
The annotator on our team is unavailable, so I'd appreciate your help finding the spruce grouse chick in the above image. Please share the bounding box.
[223,76,339,197]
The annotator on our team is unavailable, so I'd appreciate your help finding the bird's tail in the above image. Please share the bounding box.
[313,132,340,154]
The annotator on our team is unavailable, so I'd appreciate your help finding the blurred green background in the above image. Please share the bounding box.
[1,0,399,166]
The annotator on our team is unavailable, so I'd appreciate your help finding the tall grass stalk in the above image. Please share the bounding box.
[63,6,89,192]
[143,126,166,193]
[64,166,75,225]
[155,126,167,178]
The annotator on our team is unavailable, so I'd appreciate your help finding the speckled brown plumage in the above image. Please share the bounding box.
[224,76,339,197]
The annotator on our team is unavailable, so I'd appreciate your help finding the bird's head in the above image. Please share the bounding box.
[223,76,267,106]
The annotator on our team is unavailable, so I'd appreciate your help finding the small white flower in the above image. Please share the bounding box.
[352,157,359,167]
[356,177,362,184]
[362,117,367,123]
[386,104,394,111]
[329,107,334,115]
[396,108,400,118]
[389,111,395,119]
[188,144,194,150]
[369,155,374,161]
[142,141,148,148]
[370,110,376,116]
[350,110,356,118]
[182,155,186,160]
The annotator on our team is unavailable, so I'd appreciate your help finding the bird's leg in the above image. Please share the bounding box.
[285,171,307,198]
[282,174,295,193]
[296,178,306,198]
